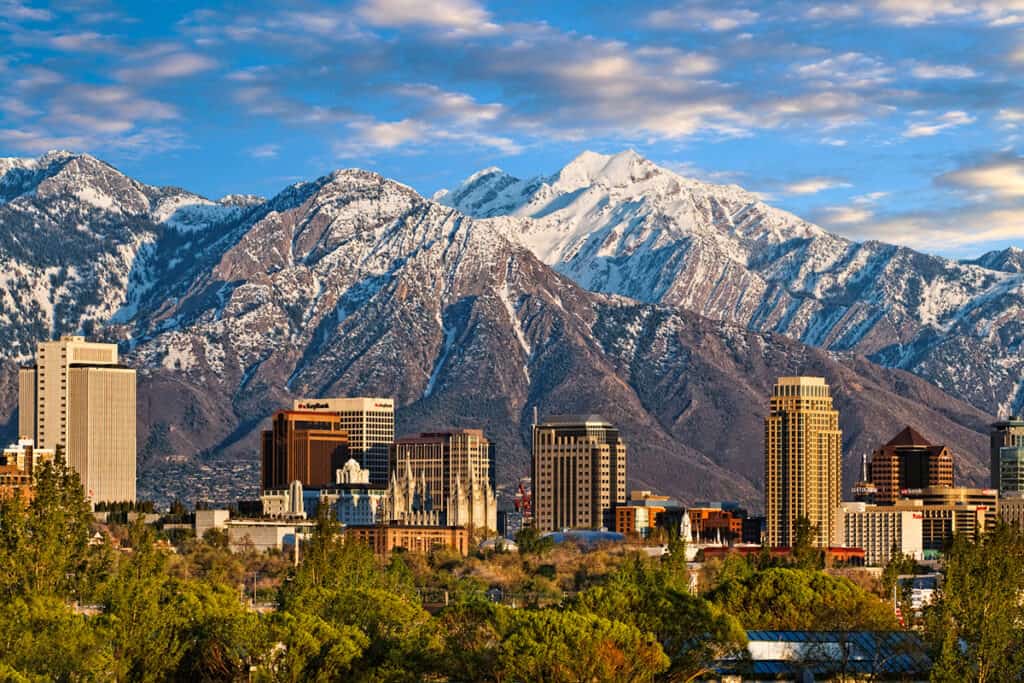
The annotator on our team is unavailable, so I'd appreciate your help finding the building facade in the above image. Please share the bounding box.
[998,446,1024,496]
[293,397,394,486]
[260,410,349,491]
[388,430,497,531]
[345,524,469,557]
[836,502,924,566]
[18,336,136,503]
[991,416,1024,491]
[764,377,843,548]
[869,426,954,504]
[532,415,627,532]
[999,494,1024,528]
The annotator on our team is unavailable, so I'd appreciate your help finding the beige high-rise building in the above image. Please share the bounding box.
[293,397,394,486]
[18,335,136,503]
[532,415,627,532]
[765,376,843,548]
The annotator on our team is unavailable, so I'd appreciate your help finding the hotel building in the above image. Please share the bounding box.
[18,335,136,503]
[764,376,843,548]
[869,426,954,504]
[293,397,394,486]
[836,502,924,566]
[532,415,627,532]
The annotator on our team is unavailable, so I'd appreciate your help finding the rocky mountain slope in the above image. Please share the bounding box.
[442,150,1024,419]
[0,151,999,507]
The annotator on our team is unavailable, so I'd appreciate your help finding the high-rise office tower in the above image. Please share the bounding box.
[999,446,1024,496]
[532,415,627,532]
[388,429,497,530]
[260,410,349,491]
[293,398,394,486]
[18,335,136,503]
[869,426,954,504]
[764,376,842,548]
[991,417,1024,491]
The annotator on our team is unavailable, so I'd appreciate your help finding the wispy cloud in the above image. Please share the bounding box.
[910,63,977,79]
[783,177,851,195]
[903,110,975,137]
[247,144,280,159]
[355,0,500,36]
[645,4,759,32]
[938,155,1024,199]
[116,52,217,81]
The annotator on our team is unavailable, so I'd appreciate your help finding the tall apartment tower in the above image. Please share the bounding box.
[260,410,349,491]
[764,377,842,548]
[869,426,954,504]
[991,417,1024,491]
[532,415,627,532]
[293,398,394,486]
[18,335,136,503]
[388,429,497,531]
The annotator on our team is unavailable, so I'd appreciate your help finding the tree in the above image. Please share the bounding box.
[259,612,367,683]
[0,595,111,679]
[708,567,897,631]
[574,559,746,681]
[497,608,669,682]
[791,517,824,570]
[515,526,554,555]
[99,519,186,681]
[0,459,94,600]
[925,526,1024,682]
[172,579,269,681]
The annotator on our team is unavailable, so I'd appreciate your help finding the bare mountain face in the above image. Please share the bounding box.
[442,150,1024,419]
[0,151,998,507]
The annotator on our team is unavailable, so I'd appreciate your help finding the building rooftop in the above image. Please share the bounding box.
[884,426,933,448]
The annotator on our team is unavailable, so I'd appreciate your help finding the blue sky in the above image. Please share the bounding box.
[1,0,1023,258]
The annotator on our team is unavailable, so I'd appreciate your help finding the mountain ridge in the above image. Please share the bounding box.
[0,150,1004,507]
[442,150,1024,418]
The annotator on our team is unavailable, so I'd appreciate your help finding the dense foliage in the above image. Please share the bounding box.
[4,467,1020,681]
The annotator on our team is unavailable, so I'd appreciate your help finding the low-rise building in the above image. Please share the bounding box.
[345,524,468,557]
[836,502,924,566]
[226,519,315,553]
[195,509,230,540]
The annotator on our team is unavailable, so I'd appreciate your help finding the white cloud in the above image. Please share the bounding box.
[820,137,848,146]
[3,2,52,21]
[116,52,217,81]
[784,177,851,195]
[821,205,874,224]
[997,108,1024,124]
[910,63,977,79]
[248,144,280,159]
[870,0,1024,26]
[394,84,504,124]
[903,110,975,137]
[939,156,1024,199]
[646,5,759,32]
[337,116,522,156]
[847,207,1024,251]
[356,0,500,36]
[794,52,893,89]
[0,128,85,152]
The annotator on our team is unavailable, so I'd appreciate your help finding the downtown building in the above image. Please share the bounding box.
[764,377,843,548]
[18,335,136,503]
[868,426,954,504]
[991,416,1024,494]
[835,502,924,566]
[260,410,349,491]
[386,429,497,531]
[532,415,627,532]
[293,397,394,486]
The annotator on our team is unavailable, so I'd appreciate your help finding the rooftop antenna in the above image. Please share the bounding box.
[861,452,870,482]
[532,406,538,427]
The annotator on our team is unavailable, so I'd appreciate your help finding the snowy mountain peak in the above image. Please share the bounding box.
[552,149,653,192]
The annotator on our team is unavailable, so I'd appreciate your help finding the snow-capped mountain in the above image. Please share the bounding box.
[443,150,1024,417]
[0,151,998,506]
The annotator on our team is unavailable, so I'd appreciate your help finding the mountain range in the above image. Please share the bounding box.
[0,149,1012,507]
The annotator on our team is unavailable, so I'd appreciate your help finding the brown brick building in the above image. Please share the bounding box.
[344,524,468,556]
[260,410,349,491]
[869,427,954,504]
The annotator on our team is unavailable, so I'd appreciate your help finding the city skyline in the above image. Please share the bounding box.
[0,1,1022,256]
